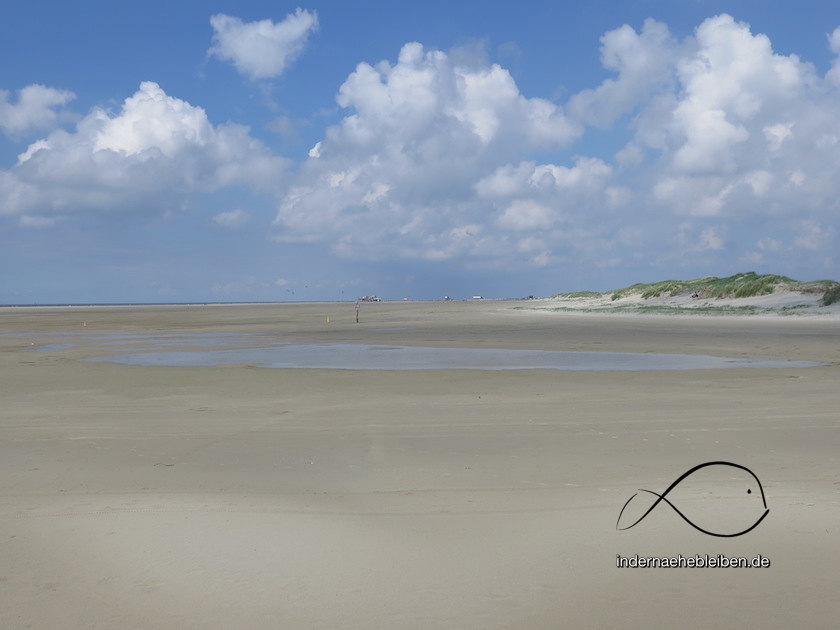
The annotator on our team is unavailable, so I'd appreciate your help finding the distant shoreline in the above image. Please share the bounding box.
[0,301,353,309]
[0,300,448,310]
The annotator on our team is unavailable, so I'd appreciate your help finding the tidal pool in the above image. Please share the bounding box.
[83,342,828,371]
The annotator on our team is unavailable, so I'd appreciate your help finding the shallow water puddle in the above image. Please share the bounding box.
[81,342,828,371]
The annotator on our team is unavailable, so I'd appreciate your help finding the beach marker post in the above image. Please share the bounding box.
[355,301,360,323]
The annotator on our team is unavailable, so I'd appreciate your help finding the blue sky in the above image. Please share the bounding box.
[2,0,840,303]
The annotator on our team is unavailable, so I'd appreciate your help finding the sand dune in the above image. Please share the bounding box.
[537,286,840,316]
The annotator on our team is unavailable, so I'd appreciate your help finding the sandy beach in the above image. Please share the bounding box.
[1,301,839,629]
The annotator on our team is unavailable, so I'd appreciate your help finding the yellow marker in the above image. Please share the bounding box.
[326,316,330,323]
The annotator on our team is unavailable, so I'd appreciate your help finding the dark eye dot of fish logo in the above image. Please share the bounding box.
[616,461,769,538]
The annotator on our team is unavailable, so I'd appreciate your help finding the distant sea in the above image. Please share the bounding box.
[0,301,359,308]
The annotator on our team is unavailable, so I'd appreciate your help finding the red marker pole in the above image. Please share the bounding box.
[355,301,360,323]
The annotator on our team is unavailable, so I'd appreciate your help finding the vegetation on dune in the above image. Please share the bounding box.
[554,291,602,298]
[553,272,840,306]
[608,272,796,300]
[822,284,840,306]
[520,304,761,315]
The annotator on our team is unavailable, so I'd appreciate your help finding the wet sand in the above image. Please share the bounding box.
[1,301,839,629]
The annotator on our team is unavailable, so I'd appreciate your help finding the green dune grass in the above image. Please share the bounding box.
[553,272,840,306]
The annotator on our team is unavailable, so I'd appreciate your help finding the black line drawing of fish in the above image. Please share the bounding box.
[617,461,769,537]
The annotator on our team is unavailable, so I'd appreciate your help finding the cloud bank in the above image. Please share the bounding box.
[271,14,840,273]
[2,13,840,285]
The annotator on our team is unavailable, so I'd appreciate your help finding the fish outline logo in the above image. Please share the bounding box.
[617,461,769,537]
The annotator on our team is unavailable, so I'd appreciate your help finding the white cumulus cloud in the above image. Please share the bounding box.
[270,16,840,274]
[0,84,76,136]
[568,18,678,127]
[208,9,319,80]
[1,82,288,219]
[273,42,581,262]
[563,14,840,271]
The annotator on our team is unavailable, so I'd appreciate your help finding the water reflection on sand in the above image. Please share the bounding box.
[81,340,828,371]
